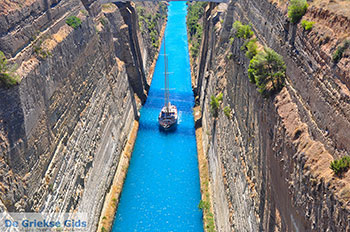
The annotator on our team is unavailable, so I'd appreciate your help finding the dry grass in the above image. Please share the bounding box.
[101,3,117,13]
[97,120,139,232]
[116,58,125,72]
[193,106,216,231]
[46,25,70,50]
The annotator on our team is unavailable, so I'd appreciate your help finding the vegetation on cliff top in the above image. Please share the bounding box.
[330,156,350,176]
[288,0,308,23]
[66,16,82,29]
[186,2,208,59]
[0,51,19,87]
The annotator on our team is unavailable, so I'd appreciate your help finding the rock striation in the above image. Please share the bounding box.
[192,0,350,231]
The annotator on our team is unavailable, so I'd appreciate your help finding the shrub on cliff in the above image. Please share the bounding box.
[191,42,200,58]
[248,47,286,97]
[223,106,232,119]
[229,37,234,45]
[66,16,82,29]
[244,38,258,59]
[301,20,315,31]
[210,93,223,118]
[288,0,308,24]
[99,17,107,27]
[233,21,254,40]
[0,51,19,87]
[332,39,350,63]
[0,51,8,74]
[33,39,52,60]
[330,156,350,176]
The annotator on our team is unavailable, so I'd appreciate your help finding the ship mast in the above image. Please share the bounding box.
[164,36,169,112]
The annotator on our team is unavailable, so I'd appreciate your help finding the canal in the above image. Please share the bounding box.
[112,2,203,231]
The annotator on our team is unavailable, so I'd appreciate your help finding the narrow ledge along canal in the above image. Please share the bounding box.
[112,2,203,231]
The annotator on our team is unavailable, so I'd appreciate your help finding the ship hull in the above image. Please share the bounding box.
[158,104,178,131]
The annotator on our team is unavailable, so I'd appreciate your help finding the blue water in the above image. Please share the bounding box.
[111,2,203,232]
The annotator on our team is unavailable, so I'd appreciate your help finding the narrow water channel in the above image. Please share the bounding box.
[112,2,203,231]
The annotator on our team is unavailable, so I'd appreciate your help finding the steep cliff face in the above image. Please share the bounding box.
[0,0,165,230]
[192,1,350,231]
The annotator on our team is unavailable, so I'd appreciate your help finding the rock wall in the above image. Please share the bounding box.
[134,2,168,80]
[194,0,350,231]
[0,0,166,231]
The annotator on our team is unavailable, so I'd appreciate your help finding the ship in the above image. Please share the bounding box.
[158,37,178,130]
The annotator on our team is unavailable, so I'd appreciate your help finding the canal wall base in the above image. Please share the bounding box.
[97,120,139,232]
[193,106,217,232]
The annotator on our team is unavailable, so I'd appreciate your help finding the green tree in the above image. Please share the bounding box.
[210,93,223,118]
[66,16,82,29]
[332,40,350,63]
[288,0,308,24]
[0,51,8,73]
[229,37,234,45]
[233,21,254,39]
[245,38,258,59]
[330,156,350,176]
[248,47,286,97]
[223,106,232,119]
[301,20,315,31]
[187,2,207,37]
[210,95,220,118]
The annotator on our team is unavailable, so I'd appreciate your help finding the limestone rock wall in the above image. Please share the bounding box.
[134,2,167,80]
[194,0,350,231]
[0,0,165,231]
[0,0,79,58]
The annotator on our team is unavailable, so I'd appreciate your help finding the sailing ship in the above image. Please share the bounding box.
[158,37,178,130]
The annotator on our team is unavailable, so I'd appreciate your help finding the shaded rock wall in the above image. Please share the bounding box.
[194,0,350,231]
[134,2,168,80]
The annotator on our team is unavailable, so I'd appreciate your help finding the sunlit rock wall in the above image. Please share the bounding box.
[194,0,350,231]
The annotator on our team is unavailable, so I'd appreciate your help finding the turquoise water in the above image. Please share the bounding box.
[111,2,203,232]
